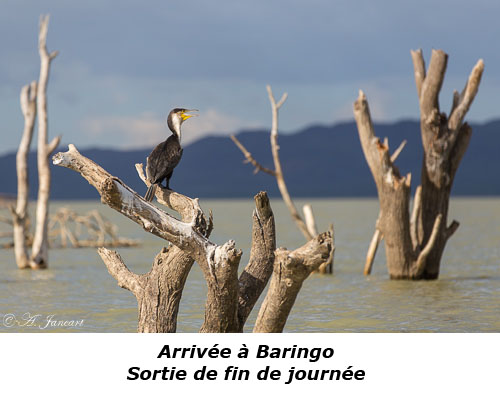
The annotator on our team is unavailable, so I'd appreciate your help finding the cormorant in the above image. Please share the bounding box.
[144,108,197,202]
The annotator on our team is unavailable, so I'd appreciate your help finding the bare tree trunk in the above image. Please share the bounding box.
[354,91,442,279]
[53,145,332,332]
[355,50,482,280]
[30,15,61,269]
[231,85,335,273]
[363,141,405,275]
[10,82,37,269]
[411,49,483,279]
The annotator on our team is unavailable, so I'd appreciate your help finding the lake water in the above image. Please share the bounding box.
[0,198,498,333]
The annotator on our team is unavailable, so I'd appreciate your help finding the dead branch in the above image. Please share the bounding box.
[230,135,276,176]
[97,248,143,294]
[448,59,484,133]
[31,15,61,269]
[254,231,333,332]
[10,81,37,268]
[410,185,422,250]
[231,85,335,273]
[267,85,313,240]
[364,222,382,276]
[415,214,442,275]
[47,208,140,248]
[303,204,318,237]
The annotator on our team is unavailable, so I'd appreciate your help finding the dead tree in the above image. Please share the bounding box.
[231,85,335,273]
[10,82,37,268]
[30,15,61,269]
[48,208,140,248]
[363,139,407,275]
[354,49,483,279]
[53,145,332,332]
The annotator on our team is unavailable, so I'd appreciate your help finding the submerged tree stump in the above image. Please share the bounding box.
[354,49,483,279]
[53,145,333,332]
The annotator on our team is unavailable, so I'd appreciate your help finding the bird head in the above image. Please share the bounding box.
[167,108,198,141]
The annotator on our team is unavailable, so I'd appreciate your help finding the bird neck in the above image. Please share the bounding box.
[169,131,181,144]
[167,117,182,143]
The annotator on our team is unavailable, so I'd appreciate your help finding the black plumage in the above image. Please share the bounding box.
[144,135,182,201]
[144,108,196,202]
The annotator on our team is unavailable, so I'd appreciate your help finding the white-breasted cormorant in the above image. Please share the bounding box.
[144,108,197,202]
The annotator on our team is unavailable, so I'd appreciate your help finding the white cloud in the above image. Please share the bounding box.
[80,108,253,149]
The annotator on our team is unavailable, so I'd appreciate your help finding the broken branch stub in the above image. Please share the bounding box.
[254,231,333,332]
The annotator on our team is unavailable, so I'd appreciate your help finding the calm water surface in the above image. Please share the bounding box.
[0,198,498,332]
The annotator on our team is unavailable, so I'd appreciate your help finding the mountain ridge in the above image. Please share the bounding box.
[1,119,499,199]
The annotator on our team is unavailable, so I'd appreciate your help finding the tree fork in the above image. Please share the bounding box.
[411,49,484,278]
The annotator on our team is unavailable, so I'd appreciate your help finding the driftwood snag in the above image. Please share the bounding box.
[355,49,483,279]
[53,145,332,332]
[48,208,139,248]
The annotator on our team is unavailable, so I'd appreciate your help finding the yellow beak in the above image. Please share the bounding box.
[181,109,198,121]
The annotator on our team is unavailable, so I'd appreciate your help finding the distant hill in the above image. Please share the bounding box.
[1,119,499,199]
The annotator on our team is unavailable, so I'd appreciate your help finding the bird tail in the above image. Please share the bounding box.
[144,184,156,202]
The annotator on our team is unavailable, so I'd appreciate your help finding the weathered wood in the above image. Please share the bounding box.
[267,86,314,241]
[412,49,483,278]
[31,15,61,269]
[364,225,382,276]
[355,48,483,280]
[54,145,332,332]
[354,90,443,279]
[362,139,406,275]
[54,145,243,332]
[253,231,333,332]
[303,204,318,237]
[10,81,37,269]
[232,85,335,273]
[47,208,139,248]
[237,191,276,331]
[96,169,211,332]
[230,136,277,176]
[409,185,422,250]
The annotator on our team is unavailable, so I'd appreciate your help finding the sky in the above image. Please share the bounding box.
[1,0,499,155]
